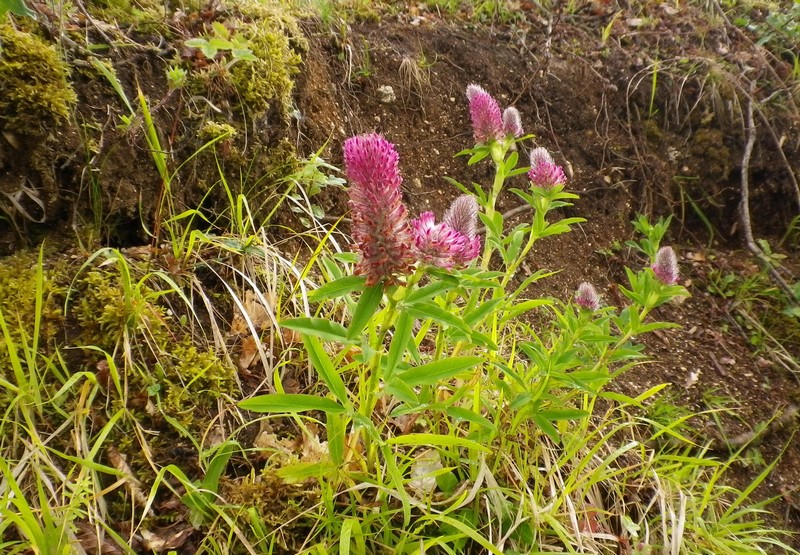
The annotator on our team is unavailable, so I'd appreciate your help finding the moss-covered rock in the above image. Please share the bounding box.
[0,23,77,133]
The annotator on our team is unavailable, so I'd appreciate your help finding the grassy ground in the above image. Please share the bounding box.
[1,0,799,553]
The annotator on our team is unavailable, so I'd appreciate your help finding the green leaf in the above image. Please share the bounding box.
[385,379,420,405]
[538,408,589,421]
[308,275,365,301]
[532,413,560,442]
[326,412,347,466]
[201,441,237,492]
[239,393,346,414]
[405,302,470,334]
[282,317,349,343]
[387,433,492,453]
[346,284,383,340]
[0,0,35,17]
[276,461,337,483]
[385,311,413,380]
[302,335,350,405]
[397,356,482,386]
[446,406,496,431]
[404,281,453,304]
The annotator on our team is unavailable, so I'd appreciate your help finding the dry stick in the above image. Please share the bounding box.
[711,403,800,452]
[739,86,796,300]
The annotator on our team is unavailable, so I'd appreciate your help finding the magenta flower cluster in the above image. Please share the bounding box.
[528,147,567,189]
[652,246,679,285]
[466,84,524,144]
[343,134,416,286]
[575,282,601,311]
[344,133,480,285]
[411,195,481,269]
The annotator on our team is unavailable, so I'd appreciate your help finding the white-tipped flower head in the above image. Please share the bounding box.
[411,212,480,269]
[528,146,566,189]
[466,84,504,144]
[443,194,479,239]
[502,106,523,138]
[652,246,679,285]
[575,282,601,311]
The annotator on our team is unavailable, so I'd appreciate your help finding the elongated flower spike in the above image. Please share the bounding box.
[575,282,601,311]
[343,133,415,285]
[502,106,523,138]
[528,146,567,189]
[411,195,480,269]
[466,84,504,144]
[652,246,679,285]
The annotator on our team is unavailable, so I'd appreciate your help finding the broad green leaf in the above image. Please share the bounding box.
[387,433,491,453]
[276,461,337,483]
[346,283,383,340]
[397,356,482,386]
[385,311,413,380]
[282,317,349,343]
[405,302,470,334]
[326,412,347,466]
[0,0,35,17]
[385,380,420,406]
[202,441,237,492]
[538,408,589,421]
[404,281,453,304]
[239,393,345,414]
[532,413,560,442]
[303,335,350,405]
[308,275,366,301]
[446,406,496,431]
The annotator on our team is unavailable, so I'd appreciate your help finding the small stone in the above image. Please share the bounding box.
[378,85,396,103]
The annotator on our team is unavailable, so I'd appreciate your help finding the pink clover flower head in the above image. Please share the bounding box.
[652,246,679,285]
[528,147,566,189]
[411,212,480,269]
[502,106,523,138]
[466,84,504,144]
[529,147,554,167]
[344,133,415,286]
[575,282,601,311]
[343,133,403,191]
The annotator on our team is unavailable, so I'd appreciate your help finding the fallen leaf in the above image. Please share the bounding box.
[409,449,442,496]
[231,290,273,335]
[239,336,260,371]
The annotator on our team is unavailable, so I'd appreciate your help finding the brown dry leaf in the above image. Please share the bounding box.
[231,290,273,335]
[254,432,297,454]
[140,526,194,552]
[281,327,302,344]
[300,432,329,463]
[239,336,260,371]
[74,520,128,555]
[107,446,148,509]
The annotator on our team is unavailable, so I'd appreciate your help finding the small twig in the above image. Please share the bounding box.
[712,403,800,452]
[739,85,796,300]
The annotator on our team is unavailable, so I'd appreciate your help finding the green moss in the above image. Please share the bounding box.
[228,3,307,119]
[0,23,77,133]
[84,0,175,30]
[201,120,238,141]
[160,342,235,425]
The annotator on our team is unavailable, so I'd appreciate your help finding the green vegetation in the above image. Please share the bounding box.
[1,0,799,553]
[0,22,76,132]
